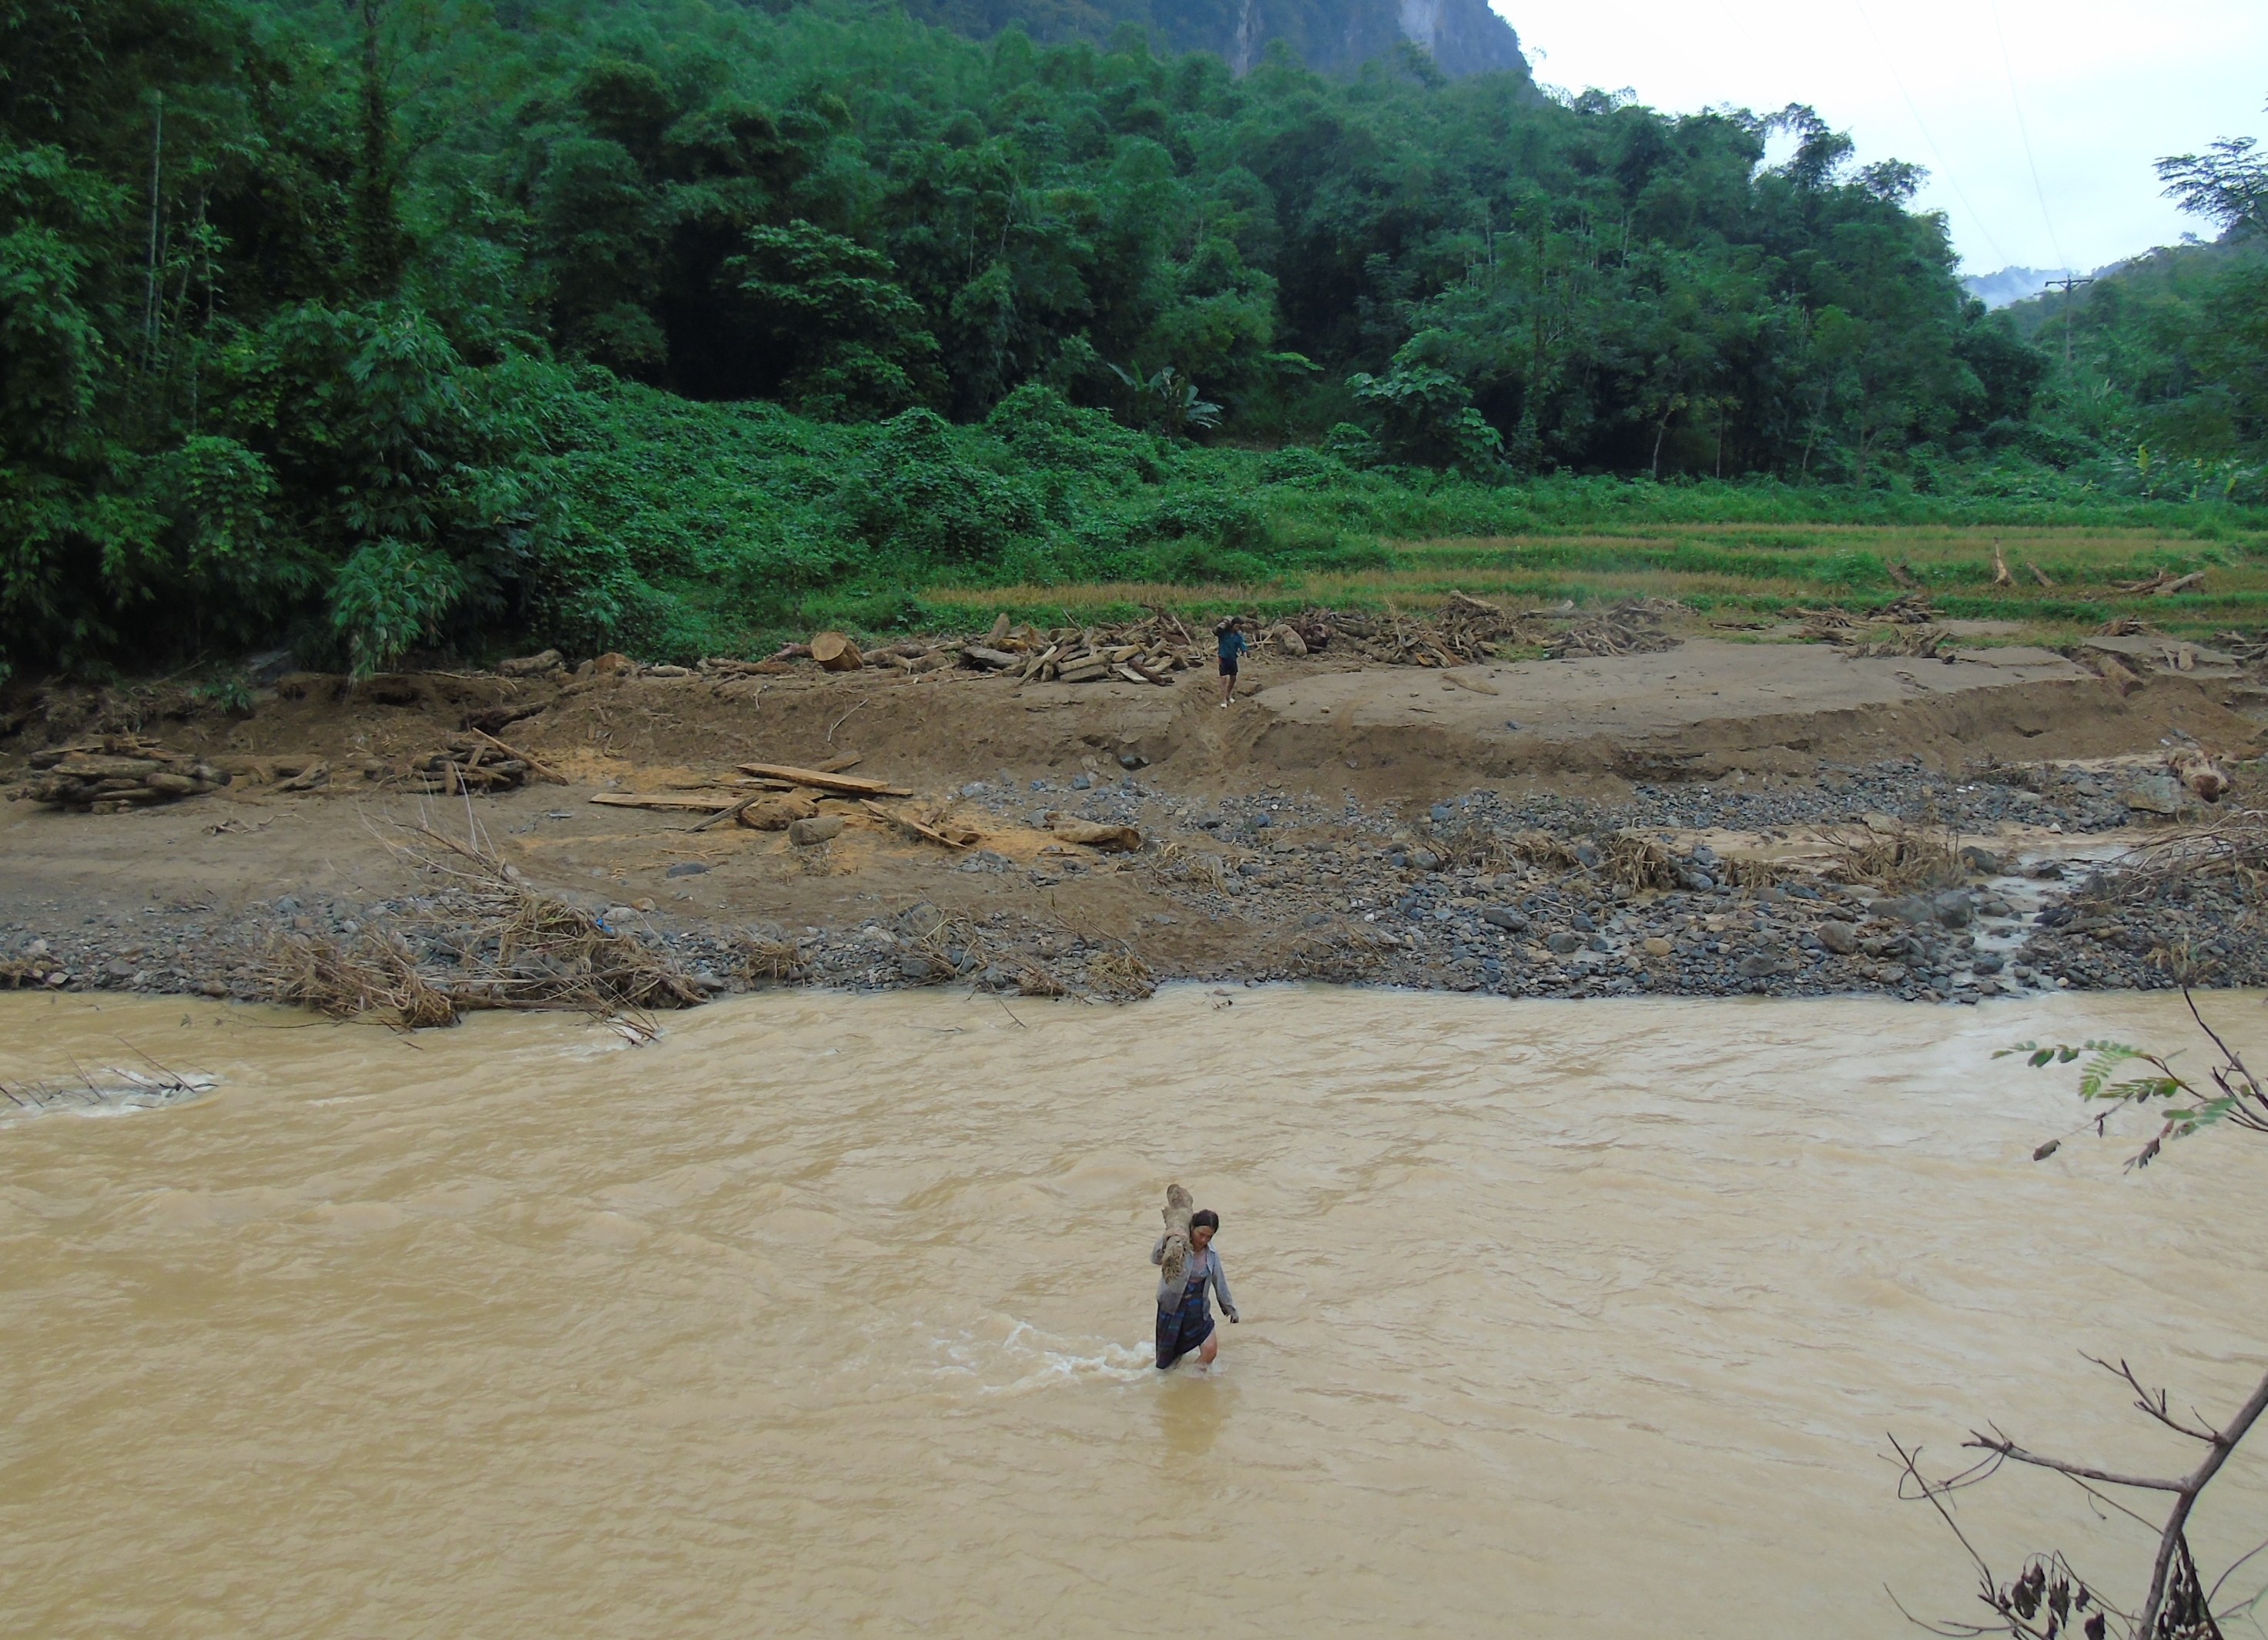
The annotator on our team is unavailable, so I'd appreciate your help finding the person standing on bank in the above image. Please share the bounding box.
[1214,618,1249,709]
[1154,1209,1238,1370]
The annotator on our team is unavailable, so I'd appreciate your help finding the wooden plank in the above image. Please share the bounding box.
[735,763,912,796]
[589,793,742,812]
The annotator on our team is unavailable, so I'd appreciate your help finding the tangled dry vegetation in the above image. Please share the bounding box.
[2102,806,2268,908]
[1322,592,1686,667]
[1795,597,1956,661]
[266,824,711,1031]
[1821,817,1964,890]
[1543,598,1687,659]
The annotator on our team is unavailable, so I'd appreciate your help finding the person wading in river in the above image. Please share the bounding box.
[1154,1209,1238,1370]
[1214,618,1249,709]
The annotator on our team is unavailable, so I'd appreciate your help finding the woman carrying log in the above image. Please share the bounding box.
[1154,1205,1238,1370]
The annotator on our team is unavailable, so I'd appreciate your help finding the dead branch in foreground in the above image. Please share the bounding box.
[1891,998,2268,1638]
[1892,1360,2268,1640]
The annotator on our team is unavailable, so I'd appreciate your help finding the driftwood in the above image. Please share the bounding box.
[859,800,978,848]
[2115,568,2207,597]
[1869,591,1941,624]
[736,763,911,796]
[809,631,863,671]
[739,795,821,831]
[590,793,743,812]
[1544,599,1685,660]
[466,726,565,784]
[1049,817,1143,853]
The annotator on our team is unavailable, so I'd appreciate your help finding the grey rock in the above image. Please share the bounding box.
[1544,931,1583,955]
[1430,804,1453,823]
[1958,845,2005,874]
[1932,891,1975,929]
[1481,907,1529,932]
[665,862,709,878]
[1118,750,1147,770]
[1972,952,2005,974]
[2124,773,2186,816]
[1871,895,1935,926]
[1817,920,1859,955]
[789,815,846,846]
[1409,849,1443,872]
[1070,773,1092,790]
[605,906,638,924]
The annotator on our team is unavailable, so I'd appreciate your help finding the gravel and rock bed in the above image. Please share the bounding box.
[3,757,2256,1015]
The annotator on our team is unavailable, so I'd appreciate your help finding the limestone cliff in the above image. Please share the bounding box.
[899,0,1532,80]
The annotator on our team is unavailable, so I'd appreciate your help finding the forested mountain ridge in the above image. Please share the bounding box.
[0,0,2256,682]
[895,0,1529,79]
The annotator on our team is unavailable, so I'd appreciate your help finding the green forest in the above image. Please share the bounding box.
[3,0,2263,679]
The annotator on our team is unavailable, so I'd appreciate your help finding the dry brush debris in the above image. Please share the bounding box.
[1543,598,1685,660]
[265,825,710,1030]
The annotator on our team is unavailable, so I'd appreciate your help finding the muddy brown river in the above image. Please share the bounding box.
[3,988,2263,1636]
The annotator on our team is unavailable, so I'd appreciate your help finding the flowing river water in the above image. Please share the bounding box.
[3,986,2264,1637]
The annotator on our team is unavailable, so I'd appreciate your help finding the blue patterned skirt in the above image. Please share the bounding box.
[1155,1274,1214,1369]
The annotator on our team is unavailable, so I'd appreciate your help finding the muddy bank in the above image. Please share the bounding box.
[3,756,2262,1013]
[3,640,2263,1014]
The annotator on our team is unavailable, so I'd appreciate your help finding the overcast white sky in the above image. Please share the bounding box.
[1503,0,2266,277]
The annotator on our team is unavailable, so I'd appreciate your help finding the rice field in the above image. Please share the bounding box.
[924,524,2268,649]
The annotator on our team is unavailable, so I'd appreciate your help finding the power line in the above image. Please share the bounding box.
[1846,0,2014,270]
[1985,0,2069,274]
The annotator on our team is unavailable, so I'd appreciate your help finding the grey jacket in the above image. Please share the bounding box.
[1152,1236,1237,1318]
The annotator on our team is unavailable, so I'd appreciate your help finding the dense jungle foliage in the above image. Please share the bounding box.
[2,0,2262,678]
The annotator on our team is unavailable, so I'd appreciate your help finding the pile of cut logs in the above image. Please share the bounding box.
[959,611,1201,685]
[14,737,230,813]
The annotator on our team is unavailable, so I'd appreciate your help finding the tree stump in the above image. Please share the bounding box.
[809,631,863,671]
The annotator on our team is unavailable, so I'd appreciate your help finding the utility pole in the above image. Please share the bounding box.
[2042,272,2093,367]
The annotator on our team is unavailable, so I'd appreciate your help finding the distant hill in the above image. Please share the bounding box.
[896,0,1531,78]
[1961,262,2130,310]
